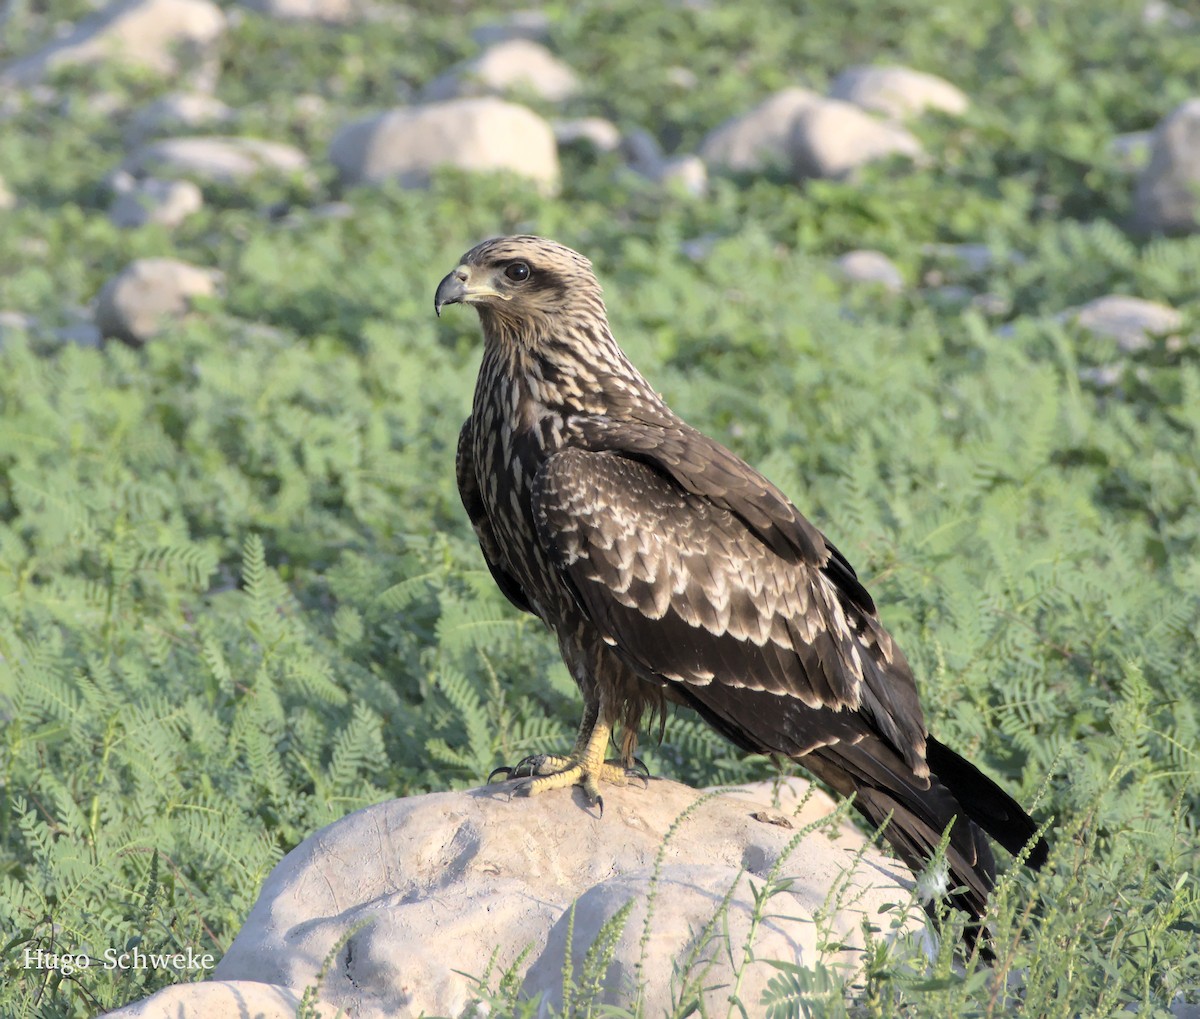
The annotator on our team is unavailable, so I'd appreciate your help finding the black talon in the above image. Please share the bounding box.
[488,766,514,784]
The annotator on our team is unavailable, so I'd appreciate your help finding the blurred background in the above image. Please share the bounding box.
[0,0,1198,1015]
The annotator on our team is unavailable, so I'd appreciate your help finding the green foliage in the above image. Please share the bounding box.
[2,0,1200,1014]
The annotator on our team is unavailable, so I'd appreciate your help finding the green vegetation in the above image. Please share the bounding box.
[1,0,1198,1015]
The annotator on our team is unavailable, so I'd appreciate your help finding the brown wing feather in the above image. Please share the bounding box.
[531,446,927,766]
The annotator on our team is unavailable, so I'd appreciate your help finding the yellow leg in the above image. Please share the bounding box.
[524,714,632,804]
[490,692,647,809]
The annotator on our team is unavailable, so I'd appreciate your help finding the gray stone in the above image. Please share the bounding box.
[329,98,560,194]
[1133,98,1200,235]
[836,250,904,293]
[791,98,924,180]
[829,65,969,121]
[0,0,226,87]
[424,39,579,103]
[109,178,204,228]
[553,116,622,153]
[699,87,821,174]
[124,136,311,186]
[125,92,234,144]
[105,778,920,1019]
[1064,294,1183,352]
[95,258,222,345]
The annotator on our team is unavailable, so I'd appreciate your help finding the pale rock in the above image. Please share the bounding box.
[238,0,358,22]
[836,250,904,293]
[655,154,708,196]
[125,92,233,144]
[1133,98,1200,235]
[829,66,969,121]
[1064,294,1183,352]
[109,178,203,228]
[699,87,821,174]
[471,9,551,47]
[329,98,560,194]
[791,98,925,180]
[424,39,579,103]
[104,779,921,1019]
[0,0,226,87]
[124,136,311,186]
[95,258,222,345]
[553,116,622,153]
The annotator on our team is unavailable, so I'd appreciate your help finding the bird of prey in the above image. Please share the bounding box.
[435,235,1047,932]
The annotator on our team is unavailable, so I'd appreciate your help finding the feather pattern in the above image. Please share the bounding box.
[440,235,1048,938]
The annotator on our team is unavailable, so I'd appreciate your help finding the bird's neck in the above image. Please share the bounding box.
[476,313,663,428]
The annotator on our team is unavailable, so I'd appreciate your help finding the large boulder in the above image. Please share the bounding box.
[791,98,925,180]
[1132,98,1200,235]
[0,0,225,87]
[329,98,560,194]
[1064,294,1184,353]
[699,87,821,175]
[95,258,222,345]
[104,778,922,1018]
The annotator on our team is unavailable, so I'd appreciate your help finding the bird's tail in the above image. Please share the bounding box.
[804,735,1047,932]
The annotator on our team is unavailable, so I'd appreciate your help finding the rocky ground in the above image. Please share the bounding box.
[1,0,1196,358]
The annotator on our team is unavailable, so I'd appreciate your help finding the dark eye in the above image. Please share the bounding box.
[505,261,531,282]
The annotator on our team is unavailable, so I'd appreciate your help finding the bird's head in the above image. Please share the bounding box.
[434,235,607,340]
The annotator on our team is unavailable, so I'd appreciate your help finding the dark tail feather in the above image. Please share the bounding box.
[925,736,1049,869]
[806,739,999,926]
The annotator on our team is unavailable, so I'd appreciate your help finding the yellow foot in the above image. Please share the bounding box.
[488,753,649,812]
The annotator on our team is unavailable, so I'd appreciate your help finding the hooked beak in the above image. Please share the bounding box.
[434,264,508,317]
[434,267,468,317]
